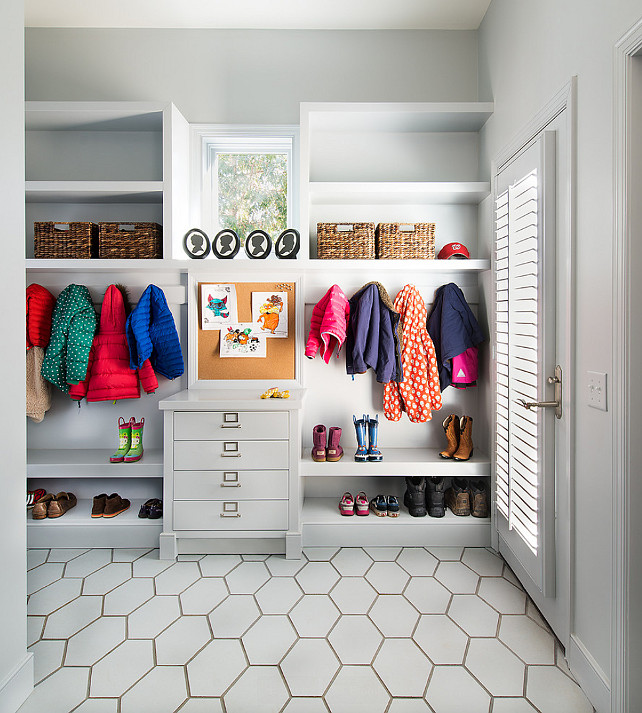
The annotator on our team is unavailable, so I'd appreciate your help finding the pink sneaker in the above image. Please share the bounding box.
[355,491,370,516]
[339,492,354,516]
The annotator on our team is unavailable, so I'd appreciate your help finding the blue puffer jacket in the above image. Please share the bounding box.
[126,285,184,379]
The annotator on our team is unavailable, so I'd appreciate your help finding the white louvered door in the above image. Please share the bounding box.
[494,132,558,599]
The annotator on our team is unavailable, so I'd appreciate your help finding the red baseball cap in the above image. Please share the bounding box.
[437,242,470,260]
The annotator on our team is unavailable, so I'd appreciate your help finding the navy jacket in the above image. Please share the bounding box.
[427,283,484,390]
[346,282,403,384]
[126,285,184,379]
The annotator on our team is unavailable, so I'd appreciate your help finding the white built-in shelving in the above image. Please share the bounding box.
[27,449,163,478]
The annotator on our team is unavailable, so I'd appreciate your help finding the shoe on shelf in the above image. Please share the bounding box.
[355,491,370,516]
[386,495,400,518]
[326,426,344,462]
[138,498,163,519]
[453,416,474,461]
[445,478,471,516]
[27,488,46,510]
[32,493,55,520]
[110,417,133,463]
[370,494,388,517]
[427,477,446,518]
[91,493,108,518]
[47,492,77,519]
[339,492,354,516]
[439,414,460,459]
[470,480,489,518]
[311,424,327,462]
[353,414,369,462]
[124,418,145,463]
[367,414,383,462]
[404,477,427,517]
[103,493,131,518]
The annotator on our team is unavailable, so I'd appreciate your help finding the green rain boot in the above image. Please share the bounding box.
[124,417,145,463]
[110,417,133,463]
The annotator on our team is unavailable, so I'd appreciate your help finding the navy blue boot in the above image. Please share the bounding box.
[353,414,368,462]
[367,414,383,462]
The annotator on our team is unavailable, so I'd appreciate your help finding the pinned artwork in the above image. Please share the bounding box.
[201,284,238,330]
[252,291,288,338]
[220,323,267,358]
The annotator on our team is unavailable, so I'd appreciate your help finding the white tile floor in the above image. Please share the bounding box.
[21,547,594,713]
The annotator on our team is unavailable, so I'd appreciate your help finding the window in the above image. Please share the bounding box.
[194,127,298,250]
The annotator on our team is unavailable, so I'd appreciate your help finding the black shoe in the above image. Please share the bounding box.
[427,477,445,518]
[138,498,163,519]
[403,477,427,517]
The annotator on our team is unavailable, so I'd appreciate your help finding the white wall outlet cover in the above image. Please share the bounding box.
[587,371,608,411]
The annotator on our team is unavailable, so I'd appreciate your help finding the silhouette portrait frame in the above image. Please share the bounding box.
[183,228,211,259]
[244,230,272,260]
[212,228,241,259]
[275,228,300,259]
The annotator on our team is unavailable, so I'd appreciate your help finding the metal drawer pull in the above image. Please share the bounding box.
[221,502,240,517]
[222,452,242,457]
[221,482,241,487]
[220,512,242,517]
[221,423,242,429]
[222,442,241,457]
[222,413,241,428]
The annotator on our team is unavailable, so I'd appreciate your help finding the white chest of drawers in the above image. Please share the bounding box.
[159,389,304,559]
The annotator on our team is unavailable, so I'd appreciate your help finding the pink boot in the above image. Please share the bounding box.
[326,426,344,462]
[311,424,326,462]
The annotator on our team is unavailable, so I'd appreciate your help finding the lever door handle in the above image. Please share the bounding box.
[518,399,559,410]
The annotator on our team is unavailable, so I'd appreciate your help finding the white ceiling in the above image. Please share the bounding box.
[24,0,493,31]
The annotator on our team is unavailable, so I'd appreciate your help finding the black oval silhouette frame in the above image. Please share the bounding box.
[183,228,210,259]
[244,229,272,259]
[275,228,300,259]
[212,229,241,259]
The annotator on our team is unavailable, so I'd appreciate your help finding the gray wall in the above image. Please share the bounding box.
[25,29,478,121]
[0,1,30,711]
[479,0,642,704]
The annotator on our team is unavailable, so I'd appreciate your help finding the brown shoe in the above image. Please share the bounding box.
[439,415,460,459]
[32,493,55,520]
[445,478,471,516]
[103,493,131,518]
[470,480,489,518]
[453,416,473,461]
[91,493,108,518]
[48,492,77,518]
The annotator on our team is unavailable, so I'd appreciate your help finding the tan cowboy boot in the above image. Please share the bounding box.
[439,414,460,459]
[453,416,473,461]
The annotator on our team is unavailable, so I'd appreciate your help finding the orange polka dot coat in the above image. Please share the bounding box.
[384,284,442,422]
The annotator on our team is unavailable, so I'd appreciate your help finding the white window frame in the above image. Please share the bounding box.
[190,124,299,248]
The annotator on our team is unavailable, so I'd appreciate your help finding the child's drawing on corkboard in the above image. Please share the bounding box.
[251,291,288,338]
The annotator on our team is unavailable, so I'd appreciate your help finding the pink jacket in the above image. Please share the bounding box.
[305,285,350,364]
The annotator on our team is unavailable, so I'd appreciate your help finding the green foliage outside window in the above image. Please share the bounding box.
[217,153,288,243]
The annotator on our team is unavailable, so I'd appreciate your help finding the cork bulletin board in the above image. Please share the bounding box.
[197,281,296,380]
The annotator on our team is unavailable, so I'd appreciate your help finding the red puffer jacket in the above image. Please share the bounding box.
[69,284,158,402]
[26,284,56,351]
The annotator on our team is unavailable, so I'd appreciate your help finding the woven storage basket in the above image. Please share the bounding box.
[376,222,436,260]
[34,222,99,259]
[316,222,375,259]
[98,222,162,259]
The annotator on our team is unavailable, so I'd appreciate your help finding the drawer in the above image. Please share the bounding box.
[173,440,289,470]
[174,411,288,441]
[174,500,288,531]
[174,470,288,501]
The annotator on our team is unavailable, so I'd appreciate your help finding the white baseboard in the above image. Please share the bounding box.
[0,653,33,713]
[568,634,611,713]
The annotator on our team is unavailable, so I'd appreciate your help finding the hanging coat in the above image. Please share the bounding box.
[69,285,158,402]
[427,282,485,391]
[384,284,442,422]
[305,284,350,364]
[41,284,97,393]
[126,284,184,379]
[26,284,55,421]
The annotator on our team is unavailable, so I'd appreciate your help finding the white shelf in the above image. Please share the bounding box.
[27,449,163,478]
[302,259,490,272]
[309,181,490,206]
[25,101,164,131]
[26,180,163,204]
[25,258,188,273]
[300,448,490,477]
[27,498,162,549]
[302,497,490,548]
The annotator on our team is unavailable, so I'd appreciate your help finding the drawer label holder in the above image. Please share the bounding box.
[221,501,241,518]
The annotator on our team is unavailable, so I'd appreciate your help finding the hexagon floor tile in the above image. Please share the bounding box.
[20,547,593,713]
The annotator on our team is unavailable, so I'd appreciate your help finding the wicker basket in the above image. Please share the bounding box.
[34,222,99,259]
[316,222,375,260]
[376,223,436,260]
[98,222,162,259]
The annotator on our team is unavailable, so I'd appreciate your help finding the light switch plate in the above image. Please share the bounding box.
[587,371,607,411]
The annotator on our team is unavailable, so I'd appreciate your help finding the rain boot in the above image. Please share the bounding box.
[453,416,474,461]
[311,424,327,462]
[326,426,344,462]
[439,414,460,459]
[110,417,133,463]
[367,414,383,462]
[353,414,368,462]
[404,477,427,517]
[427,477,446,518]
[124,417,145,463]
